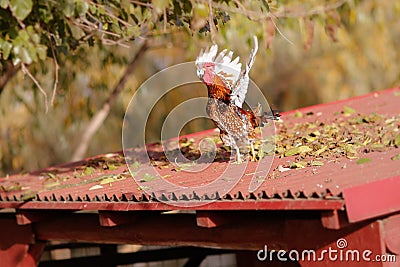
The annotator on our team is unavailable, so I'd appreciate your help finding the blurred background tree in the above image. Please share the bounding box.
[0,0,399,175]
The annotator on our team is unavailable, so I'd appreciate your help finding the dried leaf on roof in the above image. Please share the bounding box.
[391,154,400,161]
[356,158,371,164]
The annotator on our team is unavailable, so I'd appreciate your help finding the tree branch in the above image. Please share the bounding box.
[208,0,216,43]
[49,37,59,106]
[214,0,347,20]
[21,63,49,113]
[70,42,148,161]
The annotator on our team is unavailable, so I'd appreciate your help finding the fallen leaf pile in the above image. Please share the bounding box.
[271,108,400,169]
[149,107,400,171]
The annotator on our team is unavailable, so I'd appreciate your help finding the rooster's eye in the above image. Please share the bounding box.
[197,68,204,78]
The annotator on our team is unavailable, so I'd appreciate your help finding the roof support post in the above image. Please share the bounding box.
[0,216,45,267]
[196,211,234,228]
[298,220,390,267]
[320,210,349,230]
[98,211,139,227]
[383,213,400,257]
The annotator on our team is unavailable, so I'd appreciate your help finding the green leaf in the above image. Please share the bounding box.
[26,26,40,43]
[47,172,56,179]
[310,161,324,166]
[137,185,150,191]
[284,147,298,157]
[289,161,307,168]
[89,184,104,190]
[62,0,75,17]
[1,40,12,59]
[153,0,169,14]
[44,181,60,188]
[257,142,275,159]
[193,3,208,18]
[107,164,117,170]
[97,174,125,185]
[126,25,140,37]
[20,46,33,64]
[343,106,356,116]
[394,133,400,147]
[294,110,303,118]
[21,192,37,201]
[1,182,22,192]
[36,45,47,61]
[18,30,30,42]
[99,177,114,184]
[0,0,8,9]
[76,0,89,16]
[141,173,157,182]
[370,143,385,151]
[10,0,33,20]
[304,136,317,142]
[284,145,312,157]
[12,55,21,65]
[298,145,313,153]
[97,5,105,15]
[356,158,371,164]
[314,145,328,156]
[83,166,95,175]
[391,154,400,161]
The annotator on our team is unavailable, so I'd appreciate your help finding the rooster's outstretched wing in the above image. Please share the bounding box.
[230,36,258,108]
[196,36,258,108]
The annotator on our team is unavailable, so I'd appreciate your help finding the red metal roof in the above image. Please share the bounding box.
[0,87,399,219]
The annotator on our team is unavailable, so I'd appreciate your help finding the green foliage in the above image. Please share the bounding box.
[1,0,379,73]
[10,0,33,20]
[1,0,144,65]
[0,0,231,67]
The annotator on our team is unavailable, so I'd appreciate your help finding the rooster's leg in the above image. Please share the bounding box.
[250,143,256,161]
[235,147,242,163]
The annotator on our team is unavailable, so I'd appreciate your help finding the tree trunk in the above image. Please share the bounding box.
[70,42,148,161]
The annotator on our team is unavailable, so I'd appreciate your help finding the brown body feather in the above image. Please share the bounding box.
[206,75,260,154]
[207,75,231,104]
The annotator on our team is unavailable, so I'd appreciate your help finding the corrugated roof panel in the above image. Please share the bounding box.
[0,87,399,212]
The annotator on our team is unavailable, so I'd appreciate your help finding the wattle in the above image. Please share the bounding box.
[203,70,214,85]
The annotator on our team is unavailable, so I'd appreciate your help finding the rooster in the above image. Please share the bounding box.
[196,36,278,163]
